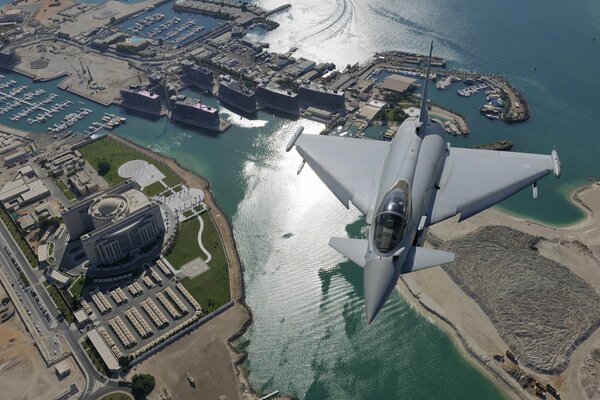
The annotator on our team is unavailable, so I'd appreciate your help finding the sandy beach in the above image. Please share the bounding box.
[397,182,600,400]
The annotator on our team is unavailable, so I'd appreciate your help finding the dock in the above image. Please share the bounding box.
[0,90,52,114]
[264,4,291,17]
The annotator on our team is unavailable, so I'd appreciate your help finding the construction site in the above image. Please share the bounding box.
[0,282,85,400]
[14,41,147,106]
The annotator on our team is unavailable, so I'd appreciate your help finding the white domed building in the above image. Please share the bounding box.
[63,181,165,268]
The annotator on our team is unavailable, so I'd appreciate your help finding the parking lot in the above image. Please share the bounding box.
[78,260,202,358]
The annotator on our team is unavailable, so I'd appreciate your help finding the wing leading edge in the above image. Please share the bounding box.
[293,134,390,215]
[430,147,560,224]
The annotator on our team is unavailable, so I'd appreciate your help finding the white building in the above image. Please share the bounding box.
[54,360,71,378]
[0,176,50,211]
[0,9,24,24]
[63,181,165,267]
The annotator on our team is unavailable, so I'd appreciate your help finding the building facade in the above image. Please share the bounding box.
[218,80,257,114]
[183,63,213,91]
[298,86,345,112]
[170,98,221,131]
[256,85,299,116]
[119,89,162,116]
[63,181,165,267]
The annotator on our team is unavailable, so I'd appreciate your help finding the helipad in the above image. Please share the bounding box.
[118,160,165,188]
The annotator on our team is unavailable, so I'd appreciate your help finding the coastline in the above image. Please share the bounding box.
[107,134,266,399]
[396,182,600,400]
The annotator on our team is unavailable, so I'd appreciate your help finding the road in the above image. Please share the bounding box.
[0,217,121,399]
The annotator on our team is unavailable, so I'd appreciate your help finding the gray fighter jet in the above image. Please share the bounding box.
[286,43,561,323]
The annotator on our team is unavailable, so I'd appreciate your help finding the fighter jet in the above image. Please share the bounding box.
[286,42,561,323]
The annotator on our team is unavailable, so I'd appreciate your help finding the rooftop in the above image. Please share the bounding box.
[87,329,120,372]
[89,189,150,222]
[177,99,218,113]
[138,90,159,99]
[381,74,417,93]
[0,177,50,205]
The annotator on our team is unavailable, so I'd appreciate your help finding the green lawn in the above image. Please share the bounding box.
[68,274,91,300]
[53,178,76,201]
[142,181,166,197]
[19,271,30,287]
[78,136,182,187]
[180,214,230,313]
[166,218,201,269]
[44,282,74,324]
[0,207,38,268]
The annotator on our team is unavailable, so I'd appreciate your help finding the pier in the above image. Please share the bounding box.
[0,90,52,114]
[264,4,291,17]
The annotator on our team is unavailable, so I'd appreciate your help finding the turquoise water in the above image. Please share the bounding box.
[0,0,598,398]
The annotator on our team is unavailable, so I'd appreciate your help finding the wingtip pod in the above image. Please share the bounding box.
[551,149,561,178]
[285,126,304,152]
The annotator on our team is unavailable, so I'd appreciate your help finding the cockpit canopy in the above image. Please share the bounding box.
[373,181,410,254]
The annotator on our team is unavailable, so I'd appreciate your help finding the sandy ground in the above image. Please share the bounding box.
[57,0,160,38]
[130,303,253,400]
[0,294,84,400]
[14,41,146,106]
[32,0,82,25]
[398,183,600,400]
[109,135,262,399]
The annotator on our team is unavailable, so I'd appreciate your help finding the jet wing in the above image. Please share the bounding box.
[430,148,560,224]
[294,134,390,215]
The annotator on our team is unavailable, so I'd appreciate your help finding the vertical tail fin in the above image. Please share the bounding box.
[418,41,434,129]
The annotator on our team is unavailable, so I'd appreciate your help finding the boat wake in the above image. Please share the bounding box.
[298,0,357,42]
[220,107,268,128]
[367,3,472,61]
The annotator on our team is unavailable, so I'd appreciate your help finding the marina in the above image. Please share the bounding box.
[0,71,133,137]
[0,86,56,117]
[117,0,219,47]
[457,82,487,97]
[127,12,166,33]
[46,108,93,133]
[82,114,127,136]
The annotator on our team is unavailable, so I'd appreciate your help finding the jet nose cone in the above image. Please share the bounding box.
[364,258,397,324]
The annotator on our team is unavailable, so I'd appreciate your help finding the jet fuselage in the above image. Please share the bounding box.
[363,116,447,322]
